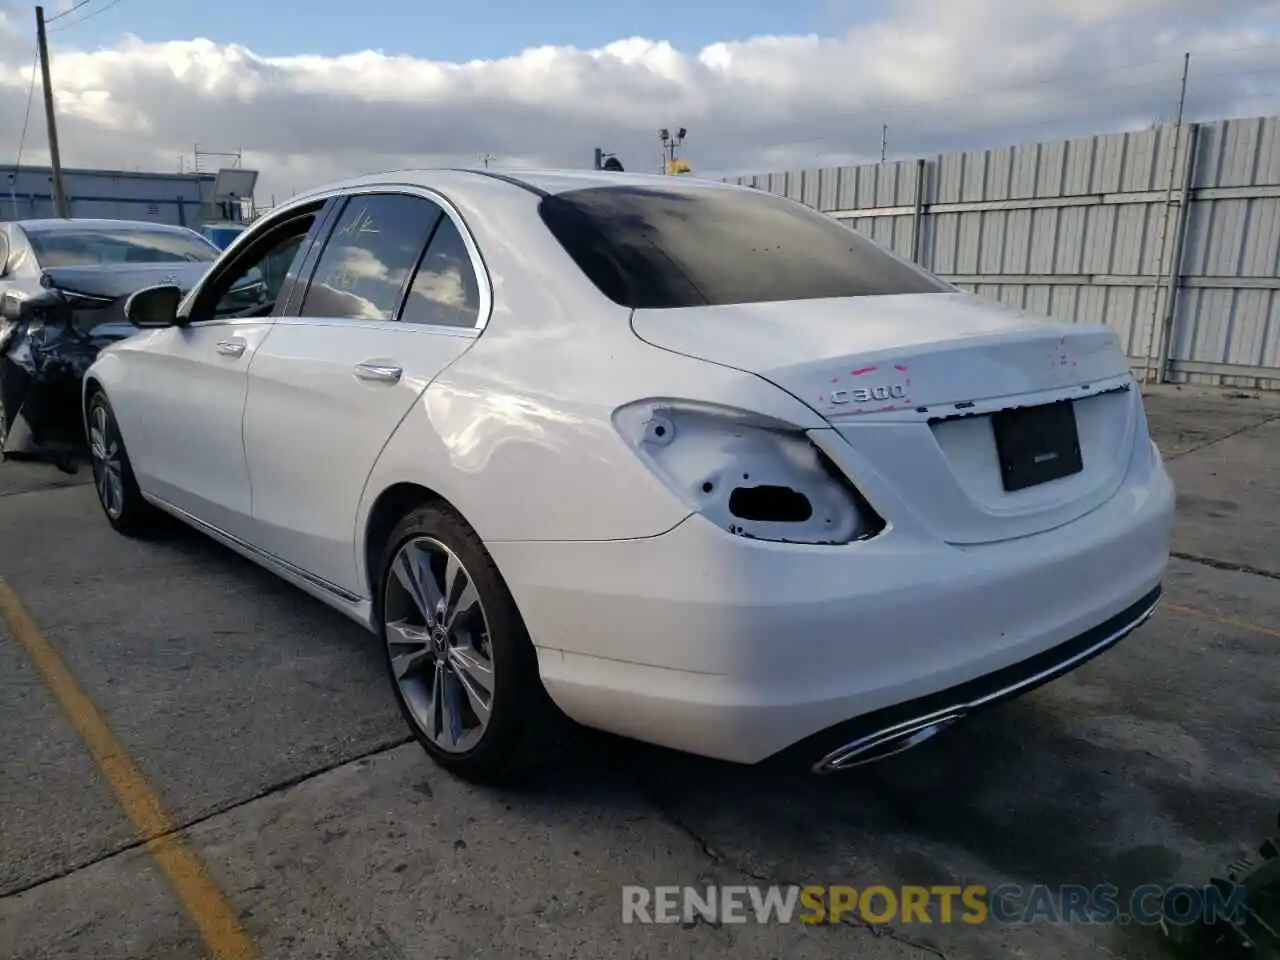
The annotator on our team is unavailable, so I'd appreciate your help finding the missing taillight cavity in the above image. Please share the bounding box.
[612,398,887,544]
[729,485,813,523]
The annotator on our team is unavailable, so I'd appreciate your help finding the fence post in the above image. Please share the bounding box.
[1154,122,1199,385]
[910,158,926,264]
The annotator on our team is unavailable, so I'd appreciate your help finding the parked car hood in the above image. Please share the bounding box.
[39,261,216,299]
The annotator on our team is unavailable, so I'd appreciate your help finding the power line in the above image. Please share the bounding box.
[739,80,1280,171]
[748,60,1280,152]
[43,0,95,23]
[10,44,40,219]
[731,39,1280,146]
[49,0,127,31]
[14,46,39,170]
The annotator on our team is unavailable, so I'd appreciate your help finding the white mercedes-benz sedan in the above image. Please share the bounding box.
[83,167,1174,782]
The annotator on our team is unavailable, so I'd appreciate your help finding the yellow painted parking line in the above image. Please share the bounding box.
[1164,600,1280,640]
[0,579,259,960]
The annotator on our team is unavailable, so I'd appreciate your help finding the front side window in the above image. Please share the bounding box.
[196,207,321,320]
[300,194,443,321]
[538,184,951,309]
[26,226,220,268]
[398,216,481,328]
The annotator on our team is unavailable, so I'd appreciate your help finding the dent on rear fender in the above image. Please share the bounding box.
[357,383,692,545]
[353,176,832,557]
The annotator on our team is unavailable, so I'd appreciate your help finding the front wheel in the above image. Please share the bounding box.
[86,391,160,537]
[377,503,564,783]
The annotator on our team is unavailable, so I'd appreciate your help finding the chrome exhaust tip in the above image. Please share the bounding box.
[812,710,967,774]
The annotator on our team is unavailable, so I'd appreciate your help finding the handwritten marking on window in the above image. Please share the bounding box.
[337,204,379,236]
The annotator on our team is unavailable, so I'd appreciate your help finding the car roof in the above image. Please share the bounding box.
[13,218,201,234]
[289,166,744,206]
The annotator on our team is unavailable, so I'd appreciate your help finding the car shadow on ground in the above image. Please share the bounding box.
[147,517,1272,959]
[497,691,1273,957]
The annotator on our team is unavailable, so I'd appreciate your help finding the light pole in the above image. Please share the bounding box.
[659,127,686,174]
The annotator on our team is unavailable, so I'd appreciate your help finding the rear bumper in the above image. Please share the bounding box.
[488,441,1175,765]
[803,584,1160,772]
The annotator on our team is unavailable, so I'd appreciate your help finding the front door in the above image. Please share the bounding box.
[118,202,332,539]
[242,189,488,594]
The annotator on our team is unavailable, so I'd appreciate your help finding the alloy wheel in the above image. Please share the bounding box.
[384,536,496,753]
[88,404,124,519]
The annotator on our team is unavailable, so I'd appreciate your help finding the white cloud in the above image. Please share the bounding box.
[0,0,1276,200]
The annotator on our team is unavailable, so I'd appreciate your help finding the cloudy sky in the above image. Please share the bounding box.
[0,0,1277,200]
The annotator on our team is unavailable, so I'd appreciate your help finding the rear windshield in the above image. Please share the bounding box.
[25,227,219,268]
[537,184,951,309]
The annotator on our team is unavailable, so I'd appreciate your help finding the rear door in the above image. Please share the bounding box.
[242,188,488,595]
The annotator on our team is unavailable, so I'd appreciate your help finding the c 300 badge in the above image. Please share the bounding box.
[829,384,906,404]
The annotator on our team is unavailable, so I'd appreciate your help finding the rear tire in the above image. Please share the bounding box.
[86,391,161,537]
[376,503,565,784]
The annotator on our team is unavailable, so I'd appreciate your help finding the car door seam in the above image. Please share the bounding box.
[349,334,484,596]
[240,319,282,525]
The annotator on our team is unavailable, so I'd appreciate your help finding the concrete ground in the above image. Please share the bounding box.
[1,383,1277,960]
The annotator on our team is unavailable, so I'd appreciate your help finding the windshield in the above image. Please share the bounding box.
[25,226,220,268]
[538,184,951,309]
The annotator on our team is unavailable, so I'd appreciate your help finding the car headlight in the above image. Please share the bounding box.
[612,399,883,545]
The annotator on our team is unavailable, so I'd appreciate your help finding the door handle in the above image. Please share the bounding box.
[354,362,403,383]
[215,338,247,358]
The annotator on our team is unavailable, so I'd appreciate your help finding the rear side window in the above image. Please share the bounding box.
[300,194,443,321]
[399,216,481,328]
[538,184,950,309]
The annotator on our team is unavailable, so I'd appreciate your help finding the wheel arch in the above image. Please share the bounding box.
[82,373,104,418]
[361,481,461,606]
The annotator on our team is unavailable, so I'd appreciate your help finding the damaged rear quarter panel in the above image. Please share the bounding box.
[352,177,828,582]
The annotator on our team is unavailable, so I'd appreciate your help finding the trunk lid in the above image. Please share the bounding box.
[630,292,1142,545]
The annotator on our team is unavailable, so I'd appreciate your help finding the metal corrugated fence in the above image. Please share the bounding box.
[730,114,1280,390]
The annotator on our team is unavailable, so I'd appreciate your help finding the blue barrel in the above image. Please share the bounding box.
[201,223,248,250]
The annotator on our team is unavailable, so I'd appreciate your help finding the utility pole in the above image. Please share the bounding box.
[1173,51,1190,128]
[35,6,69,218]
[880,125,888,163]
[1143,51,1191,385]
[478,153,495,169]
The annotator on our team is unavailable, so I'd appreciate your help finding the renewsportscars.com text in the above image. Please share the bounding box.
[621,883,1249,927]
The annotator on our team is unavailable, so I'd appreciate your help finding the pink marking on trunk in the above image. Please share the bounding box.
[878,404,897,412]
[831,377,840,384]
[850,366,878,376]
[817,395,825,402]
[894,364,909,372]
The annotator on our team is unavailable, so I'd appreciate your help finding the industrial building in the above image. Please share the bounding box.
[0,163,255,231]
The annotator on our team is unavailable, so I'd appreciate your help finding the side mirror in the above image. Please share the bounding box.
[124,284,183,328]
[1,288,63,322]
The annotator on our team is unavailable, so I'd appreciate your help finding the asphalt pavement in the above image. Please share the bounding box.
[1,382,1277,960]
